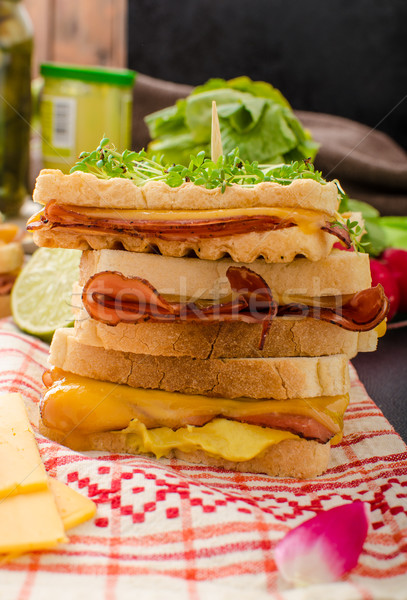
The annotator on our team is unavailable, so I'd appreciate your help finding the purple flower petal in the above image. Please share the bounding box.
[275,501,370,586]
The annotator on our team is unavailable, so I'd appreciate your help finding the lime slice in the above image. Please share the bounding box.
[11,247,81,342]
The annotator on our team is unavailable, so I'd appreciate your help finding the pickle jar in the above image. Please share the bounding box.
[0,0,33,216]
[40,63,136,173]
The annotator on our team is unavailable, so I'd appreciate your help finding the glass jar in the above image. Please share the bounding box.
[40,63,136,173]
[0,0,33,216]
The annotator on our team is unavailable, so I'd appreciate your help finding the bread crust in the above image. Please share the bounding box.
[0,242,24,273]
[33,226,336,264]
[73,312,377,359]
[38,418,330,479]
[33,169,339,214]
[0,294,11,318]
[50,327,350,399]
[78,248,372,298]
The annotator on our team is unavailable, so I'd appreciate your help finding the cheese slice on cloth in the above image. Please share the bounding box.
[49,477,96,530]
[0,393,48,497]
[0,488,68,554]
[0,480,96,562]
[0,393,95,561]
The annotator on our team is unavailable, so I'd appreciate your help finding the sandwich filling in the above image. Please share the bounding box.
[0,225,23,298]
[41,368,349,458]
[81,266,389,351]
[27,201,352,246]
[0,273,16,296]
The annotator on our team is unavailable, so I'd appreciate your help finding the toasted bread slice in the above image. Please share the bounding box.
[73,309,377,359]
[78,248,371,299]
[49,327,350,400]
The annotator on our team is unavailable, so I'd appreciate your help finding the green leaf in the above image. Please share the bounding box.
[144,77,318,166]
[347,198,380,218]
[361,218,388,257]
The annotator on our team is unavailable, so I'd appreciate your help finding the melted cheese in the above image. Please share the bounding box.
[0,393,48,497]
[375,319,387,338]
[42,370,348,454]
[28,205,327,236]
[122,418,299,461]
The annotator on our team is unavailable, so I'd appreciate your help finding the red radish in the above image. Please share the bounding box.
[381,248,407,313]
[333,241,355,252]
[370,259,400,321]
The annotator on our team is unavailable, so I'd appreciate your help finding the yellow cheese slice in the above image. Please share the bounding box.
[0,488,67,553]
[0,394,95,560]
[0,480,95,561]
[49,478,96,530]
[0,393,48,498]
[0,223,19,244]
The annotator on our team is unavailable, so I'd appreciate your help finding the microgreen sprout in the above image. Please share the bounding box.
[70,139,327,191]
[70,139,363,247]
[332,215,369,253]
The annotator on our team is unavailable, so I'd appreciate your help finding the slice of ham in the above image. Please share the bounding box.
[170,408,340,443]
[29,200,351,247]
[321,222,351,248]
[83,266,277,350]
[232,413,335,443]
[82,266,388,337]
[0,273,16,295]
[279,284,389,331]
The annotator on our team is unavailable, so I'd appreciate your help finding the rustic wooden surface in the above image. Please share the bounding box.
[25,0,127,75]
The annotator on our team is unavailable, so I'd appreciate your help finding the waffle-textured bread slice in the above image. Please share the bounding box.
[31,170,341,262]
[33,170,339,212]
[32,226,337,263]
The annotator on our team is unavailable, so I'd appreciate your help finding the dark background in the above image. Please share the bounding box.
[127,0,407,150]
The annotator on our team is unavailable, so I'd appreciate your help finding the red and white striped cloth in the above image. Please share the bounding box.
[0,318,406,600]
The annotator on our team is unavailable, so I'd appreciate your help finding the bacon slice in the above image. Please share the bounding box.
[0,274,16,295]
[321,222,352,248]
[279,284,389,332]
[28,200,350,245]
[83,266,277,350]
[82,267,388,337]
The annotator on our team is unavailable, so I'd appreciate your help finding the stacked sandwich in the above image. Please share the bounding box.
[27,154,388,479]
[0,223,23,318]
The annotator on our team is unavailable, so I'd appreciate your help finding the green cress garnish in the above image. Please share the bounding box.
[70,138,362,250]
[71,138,327,192]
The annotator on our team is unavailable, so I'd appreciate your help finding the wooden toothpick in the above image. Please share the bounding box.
[211,101,223,162]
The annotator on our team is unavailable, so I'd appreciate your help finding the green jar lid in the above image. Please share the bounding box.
[40,63,136,87]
